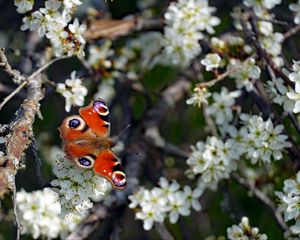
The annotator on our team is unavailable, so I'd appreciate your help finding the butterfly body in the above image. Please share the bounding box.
[58,99,126,189]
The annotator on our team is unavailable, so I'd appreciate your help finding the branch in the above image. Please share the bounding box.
[0,48,25,82]
[232,173,290,234]
[240,14,294,88]
[283,24,300,41]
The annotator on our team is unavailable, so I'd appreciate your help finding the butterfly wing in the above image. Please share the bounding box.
[94,150,126,189]
[79,99,110,138]
[58,114,98,167]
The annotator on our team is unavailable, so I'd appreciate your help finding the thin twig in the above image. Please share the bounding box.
[27,55,69,81]
[240,14,294,88]
[154,223,174,240]
[11,176,21,240]
[283,24,300,41]
[197,67,242,88]
[0,48,25,82]
[232,173,290,234]
[0,81,27,110]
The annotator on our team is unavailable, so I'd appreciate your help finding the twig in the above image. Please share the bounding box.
[240,14,294,88]
[11,176,21,240]
[154,223,174,240]
[0,48,25,82]
[283,24,300,41]
[197,67,242,89]
[0,54,69,111]
[27,55,69,81]
[0,81,27,110]
[232,173,290,234]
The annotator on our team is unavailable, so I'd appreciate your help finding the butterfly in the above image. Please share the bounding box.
[58,98,126,189]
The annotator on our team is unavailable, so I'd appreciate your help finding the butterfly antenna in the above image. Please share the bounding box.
[117,123,131,138]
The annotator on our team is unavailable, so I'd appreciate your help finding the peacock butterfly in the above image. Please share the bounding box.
[58,98,126,189]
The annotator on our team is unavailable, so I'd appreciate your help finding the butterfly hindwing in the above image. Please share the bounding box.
[93,150,126,189]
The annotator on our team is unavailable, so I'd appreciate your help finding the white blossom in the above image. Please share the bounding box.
[239,114,291,164]
[51,154,111,219]
[276,171,300,236]
[228,58,261,92]
[186,87,212,108]
[266,78,295,112]
[206,87,241,125]
[243,0,281,15]
[289,1,300,24]
[186,137,239,187]
[161,0,220,67]
[129,177,202,230]
[287,60,300,113]
[19,0,86,57]
[16,188,76,239]
[56,71,88,112]
[14,0,34,14]
[201,53,221,71]
[227,216,268,240]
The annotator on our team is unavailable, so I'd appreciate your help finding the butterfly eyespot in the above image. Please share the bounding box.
[69,119,81,128]
[77,156,95,168]
[93,99,108,115]
[64,116,87,131]
[112,171,126,188]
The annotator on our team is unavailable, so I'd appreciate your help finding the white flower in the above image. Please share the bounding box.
[260,32,284,66]
[129,178,203,230]
[240,114,291,164]
[51,154,111,218]
[201,53,221,71]
[186,136,240,187]
[161,0,220,67]
[287,60,300,113]
[206,87,241,125]
[14,0,34,14]
[228,58,261,92]
[227,216,268,240]
[186,87,211,107]
[56,71,88,112]
[167,191,191,223]
[266,78,295,112]
[87,41,114,70]
[289,1,300,24]
[16,188,67,239]
[183,186,202,211]
[243,0,281,15]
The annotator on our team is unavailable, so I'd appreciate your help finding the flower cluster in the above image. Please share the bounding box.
[16,188,74,239]
[236,114,291,164]
[186,113,290,188]
[56,71,88,112]
[287,60,300,113]
[227,58,261,92]
[162,0,220,67]
[17,0,86,57]
[51,154,111,220]
[206,87,241,126]
[275,171,300,236]
[186,137,239,189]
[227,216,268,240]
[128,177,202,230]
